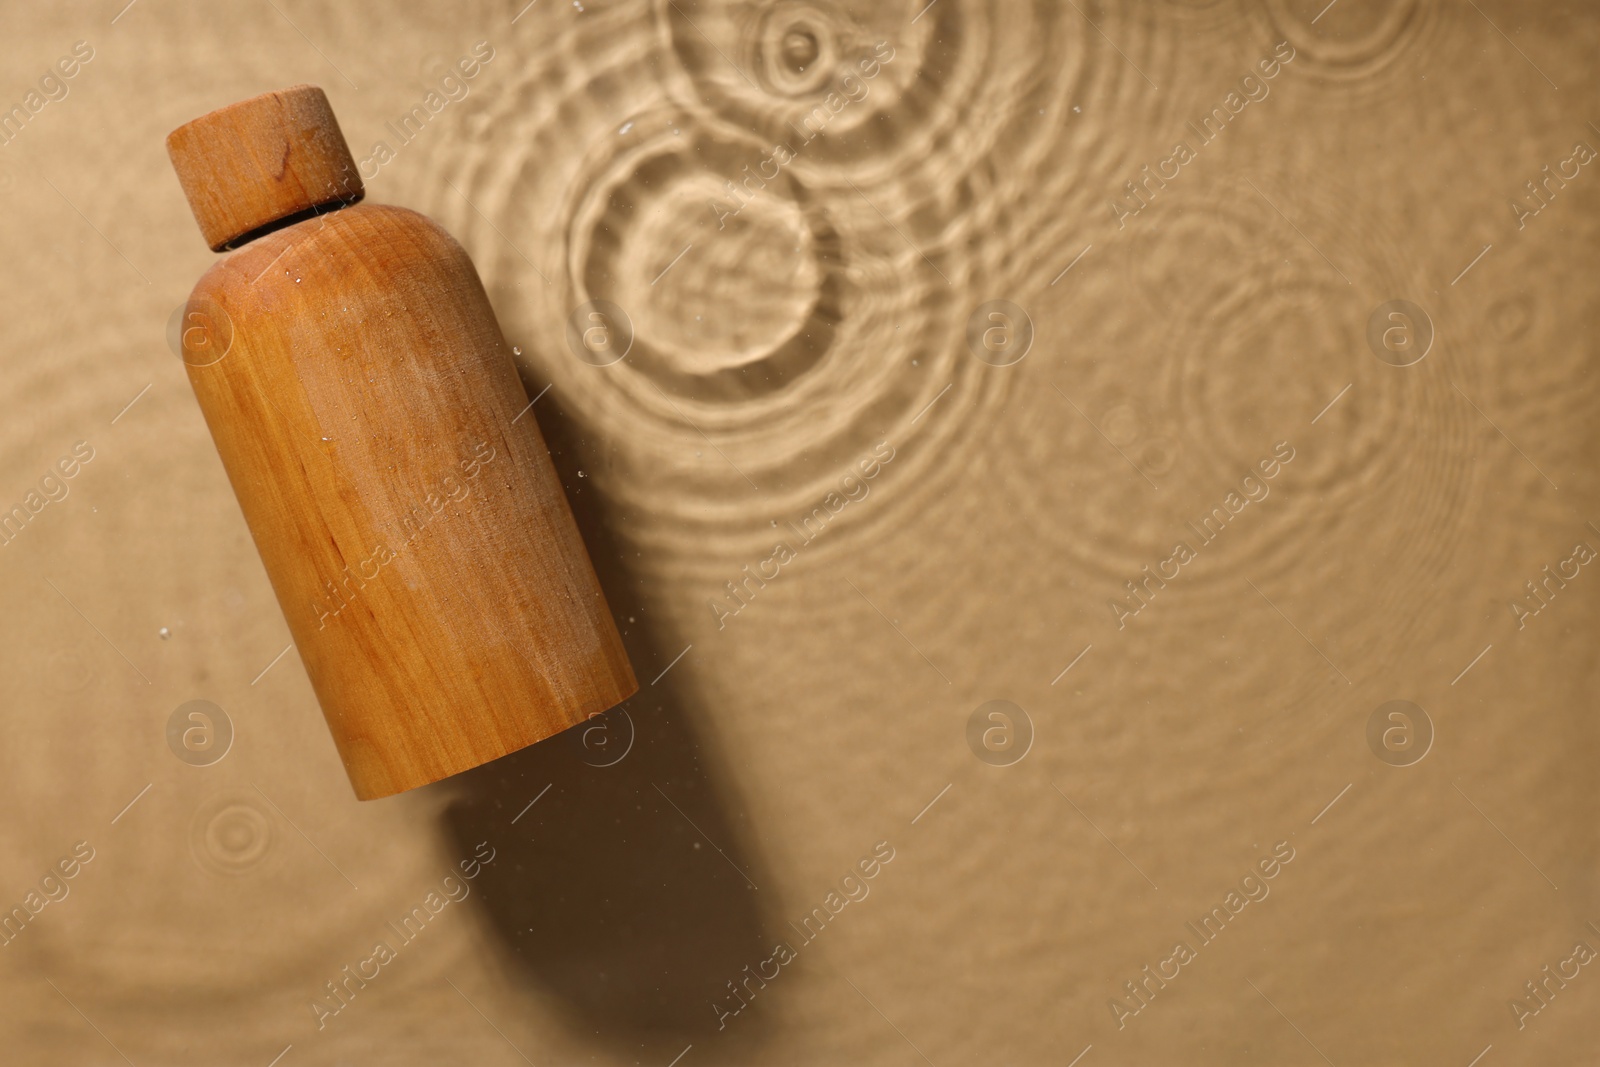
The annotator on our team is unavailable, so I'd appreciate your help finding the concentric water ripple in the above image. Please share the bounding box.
[431,0,1177,571]
[189,792,279,878]
[995,171,1486,667]
[1263,0,1441,100]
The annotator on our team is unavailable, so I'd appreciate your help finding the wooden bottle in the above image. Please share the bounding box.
[166,85,636,800]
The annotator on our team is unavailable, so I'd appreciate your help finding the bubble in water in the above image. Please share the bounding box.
[749,3,841,97]
[190,793,276,876]
[1488,295,1532,341]
[782,28,819,72]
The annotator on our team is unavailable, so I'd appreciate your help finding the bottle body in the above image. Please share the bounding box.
[184,202,636,799]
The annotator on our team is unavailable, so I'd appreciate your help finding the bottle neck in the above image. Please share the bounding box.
[221,191,364,251]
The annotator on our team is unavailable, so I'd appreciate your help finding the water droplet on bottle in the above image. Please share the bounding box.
[158,627,171,640]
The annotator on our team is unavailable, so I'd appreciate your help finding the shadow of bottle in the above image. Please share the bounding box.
[432,383,780,1060]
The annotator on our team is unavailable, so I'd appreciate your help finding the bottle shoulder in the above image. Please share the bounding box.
[190,201,473,311]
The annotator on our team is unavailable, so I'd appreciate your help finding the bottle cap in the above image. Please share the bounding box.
[166,84,363,251]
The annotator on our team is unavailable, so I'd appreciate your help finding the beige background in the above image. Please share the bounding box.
[0,0,1596,1063]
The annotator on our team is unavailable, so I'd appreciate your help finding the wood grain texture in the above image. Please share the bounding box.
[166,85,364,251]
[183,202,637,799]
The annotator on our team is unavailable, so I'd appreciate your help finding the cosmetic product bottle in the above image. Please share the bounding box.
[166,85,636,799]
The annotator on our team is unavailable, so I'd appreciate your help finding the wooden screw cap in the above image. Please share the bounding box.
[166,84,363,251]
